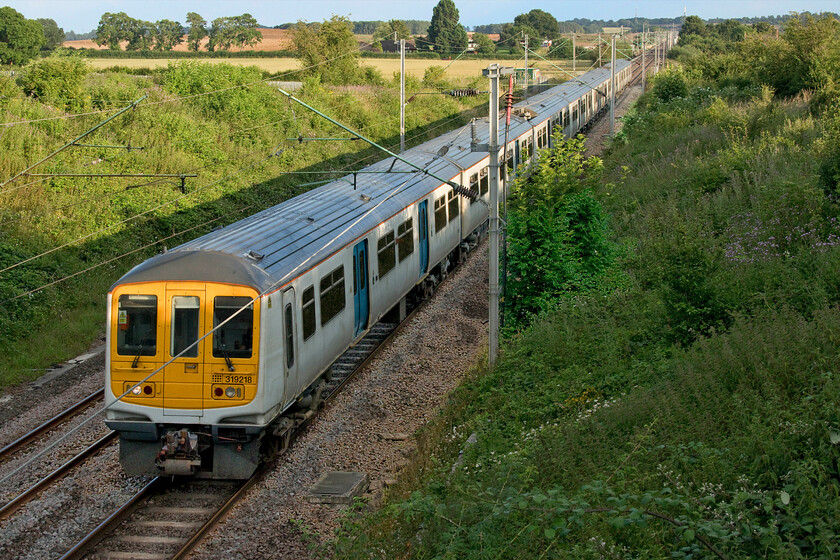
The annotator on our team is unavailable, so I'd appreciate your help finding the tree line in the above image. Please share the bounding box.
[93,12,261,51]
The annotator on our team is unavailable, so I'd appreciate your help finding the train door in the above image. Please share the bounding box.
[514,140,520,173]
[352,240,370,338]
[163,286,205,418]
[281,288,298,401]
[418,201,429,276]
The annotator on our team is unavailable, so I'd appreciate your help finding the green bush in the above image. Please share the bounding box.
[16,55,90,110]
[504,134,617,331]
[651,66,690,103]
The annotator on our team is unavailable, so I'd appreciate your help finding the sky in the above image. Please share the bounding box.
[4,0,839,33]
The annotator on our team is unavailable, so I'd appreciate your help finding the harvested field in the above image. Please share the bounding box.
[81,56,586,83]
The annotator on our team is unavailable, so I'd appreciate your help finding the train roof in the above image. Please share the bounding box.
[113,59,632,294]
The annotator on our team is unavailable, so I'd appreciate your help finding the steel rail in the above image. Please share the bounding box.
[0,430,118,520]
[57,476,166,560]
[0,389,104,464]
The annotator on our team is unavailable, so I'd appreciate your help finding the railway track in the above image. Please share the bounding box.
[57,302,422,560]
[0,389,104,465]
[0,431,118,521]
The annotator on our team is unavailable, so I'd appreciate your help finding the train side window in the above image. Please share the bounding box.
[213,296,253,359]
[117,294,157,356]
[319,266,345,326]
[302,285,316,341]
[434,196,447,233]
[171,296,200,358]
[397,218,414,262]
[377,230,396,278]
[469,173,478,204]
[479,167,489,196]
[447,190,459,222]
[284,303,294,368]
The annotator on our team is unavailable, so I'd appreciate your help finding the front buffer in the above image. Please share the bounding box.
[109,420,263,480]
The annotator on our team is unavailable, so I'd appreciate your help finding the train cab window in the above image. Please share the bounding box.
[479,167,489,196]
[377,230,396,278]
[284,304,294,368]
[117,294,157,356]
[213,296,254,359]
[397,218,414,262]
[319,266,345,326]
[302,285,316,341]
[434,196,447,233]
[171,296,200,358]
[447,190,459,222]
[469,173,479,204]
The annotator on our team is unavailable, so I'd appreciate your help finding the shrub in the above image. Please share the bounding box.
[16,55,90,111]
[651,66,690,103]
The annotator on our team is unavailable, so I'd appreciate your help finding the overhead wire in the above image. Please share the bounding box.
[0,167,418,490]
[2,94,485,301]
[1,38,487,287]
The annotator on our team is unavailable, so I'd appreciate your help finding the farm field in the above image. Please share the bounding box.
[84,56,582,81]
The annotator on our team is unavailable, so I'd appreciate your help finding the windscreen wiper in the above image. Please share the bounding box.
[132,349,142,369]
[214,334,235,372]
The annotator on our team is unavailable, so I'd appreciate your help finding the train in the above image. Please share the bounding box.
[105,59,634,479]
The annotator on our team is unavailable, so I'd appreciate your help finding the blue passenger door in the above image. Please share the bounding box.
[353,240,369,338]
[418,201,429,275]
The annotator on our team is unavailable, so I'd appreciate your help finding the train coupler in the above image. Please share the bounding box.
[155,428,201,476]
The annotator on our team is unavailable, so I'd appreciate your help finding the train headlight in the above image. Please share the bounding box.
[131,386,142,395]
[225,386,236,398]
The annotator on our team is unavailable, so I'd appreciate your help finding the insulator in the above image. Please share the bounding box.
[450,183,478,201]
[448,88,479,97]
[504,90,514,110]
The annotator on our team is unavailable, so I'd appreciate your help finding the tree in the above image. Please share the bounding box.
[754,21,775,34]
[95,12,135,50]
[472,32,496,54]
[427,0,468,53]
[680,15,706,41]
[37,18,64,51]
[208,14,262,51]
[186,12,207,51]
[0,7,45,65]
[500,22,540,54]
[293,16,360,85]
[714,19,746,42]
[125,18,154,51]
[152,19,183,51]
[374,19,411,42]
[513,9,560,40]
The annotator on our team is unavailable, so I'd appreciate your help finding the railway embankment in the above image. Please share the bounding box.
[327,19,840,559]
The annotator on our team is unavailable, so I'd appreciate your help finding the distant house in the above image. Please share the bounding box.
[380,39,417,53]
[466,32,500,53]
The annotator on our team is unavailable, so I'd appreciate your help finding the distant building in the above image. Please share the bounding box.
[466,32,501,53]
[380,39,417,53]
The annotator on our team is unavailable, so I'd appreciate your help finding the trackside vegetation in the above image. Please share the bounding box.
[325,15,840,559]
[0,57,484,386]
